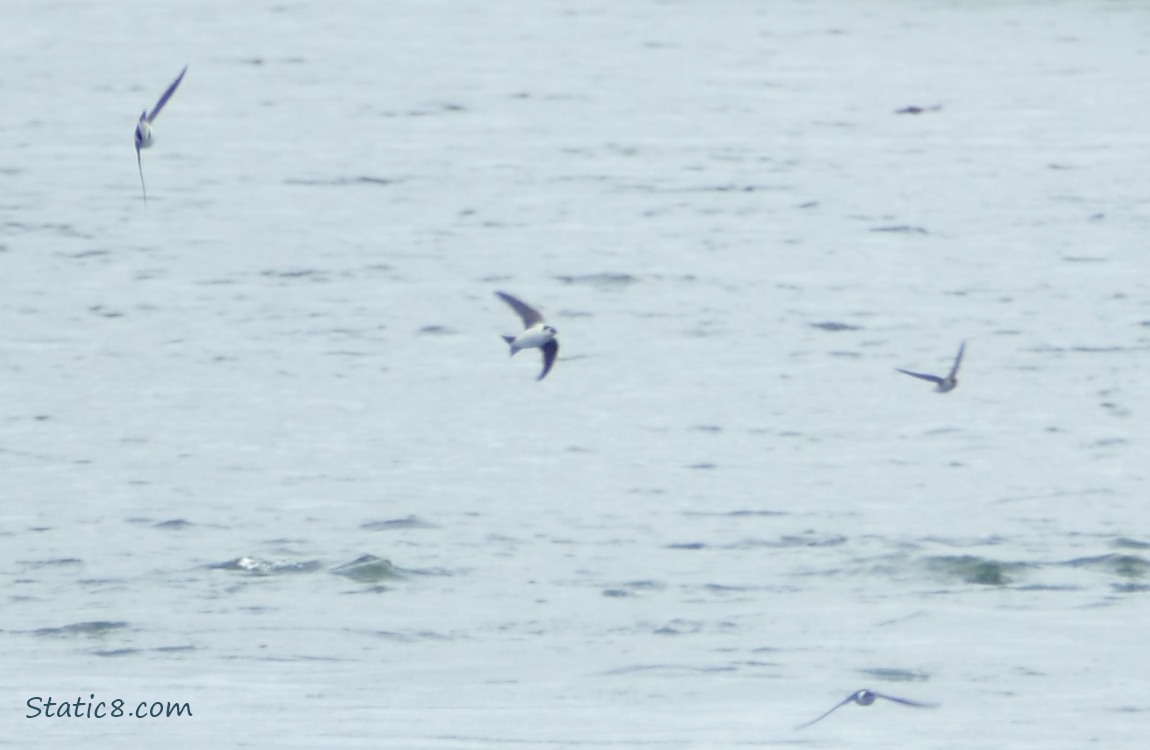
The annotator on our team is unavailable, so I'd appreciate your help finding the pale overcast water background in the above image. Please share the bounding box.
[2,1,1149,748]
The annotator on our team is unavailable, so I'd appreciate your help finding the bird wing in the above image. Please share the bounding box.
[538,339,558,380]
[875,692,938,709]
[795,695,854,730]
[896,368,943,385]
[947,341,966,379]
[136,145,147,204]
[495,291,543,328]
[147,65,188,122]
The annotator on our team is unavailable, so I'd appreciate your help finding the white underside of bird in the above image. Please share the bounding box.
[495,290,559,380]
[504,324,555,353]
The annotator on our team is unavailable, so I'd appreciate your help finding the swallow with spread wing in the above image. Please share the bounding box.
[134,65,188,204]
[796,689,937,730]
[496,291,558,381]
[896,341,965,393]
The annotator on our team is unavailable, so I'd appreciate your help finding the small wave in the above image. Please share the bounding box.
[283,176,396,187]
[94,648,142,657]
[207,557,322,576]
[330,554,407,583]
[18,558,83,569]
[810,321,862,332]
[153,519,194,530]
[1064,554,1150,580]
[923,555,1027,586]
[553,272,639,288]
[34,621,129,638]
[361,516,438,531]
[602,579,665,598]
[869,224,929,234]
[858,667,930,683]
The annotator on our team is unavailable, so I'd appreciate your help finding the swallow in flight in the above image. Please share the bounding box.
[896,341,965,393]
[496,291,558,381]
[796,688,937,730]
[134,65,188,203]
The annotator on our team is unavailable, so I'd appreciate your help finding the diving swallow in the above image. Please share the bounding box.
[496,291,558,381]
[896,341,965,393]
[134,65,188,204]
[796,689,937,730]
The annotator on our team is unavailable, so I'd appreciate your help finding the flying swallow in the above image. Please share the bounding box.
[896,341,965,393]
[796,689,937,730]
[495,291,558,381]
[134,65,188,204]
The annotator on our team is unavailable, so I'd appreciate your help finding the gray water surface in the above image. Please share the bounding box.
[3,1,1149,747]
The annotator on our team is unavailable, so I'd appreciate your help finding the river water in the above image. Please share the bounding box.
[2,0,1148,747]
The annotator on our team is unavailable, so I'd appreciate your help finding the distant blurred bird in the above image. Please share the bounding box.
[896,341,965,393]
[134,65,187,204]
[495,291,558,381]
[796,689,937,730]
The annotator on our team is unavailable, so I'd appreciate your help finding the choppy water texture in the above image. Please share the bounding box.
[2,0,1149,748]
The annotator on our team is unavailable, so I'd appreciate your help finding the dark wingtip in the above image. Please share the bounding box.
[537,340,558,380]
